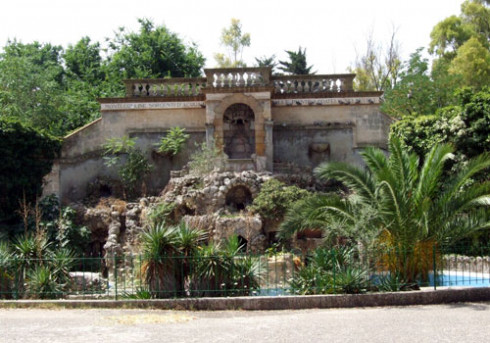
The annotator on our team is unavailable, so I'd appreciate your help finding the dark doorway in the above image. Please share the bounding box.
[225,185,253,212]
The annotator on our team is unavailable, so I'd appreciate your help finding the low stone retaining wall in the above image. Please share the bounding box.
[2,288,489,311]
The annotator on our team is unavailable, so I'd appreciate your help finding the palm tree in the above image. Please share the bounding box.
[280,137,490,282]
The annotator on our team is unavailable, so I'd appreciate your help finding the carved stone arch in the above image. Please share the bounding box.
[213,94,266,158]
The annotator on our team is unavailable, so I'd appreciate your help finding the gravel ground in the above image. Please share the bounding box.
[1,303,489,343]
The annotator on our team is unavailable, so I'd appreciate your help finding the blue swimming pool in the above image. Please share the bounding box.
[429,272,490,287]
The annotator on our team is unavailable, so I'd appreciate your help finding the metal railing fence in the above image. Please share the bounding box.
[0,244,489,300]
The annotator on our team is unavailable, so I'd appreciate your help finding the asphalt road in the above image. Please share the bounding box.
[1,303,489,342]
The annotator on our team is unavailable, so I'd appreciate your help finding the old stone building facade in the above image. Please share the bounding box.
[44,67,391,203]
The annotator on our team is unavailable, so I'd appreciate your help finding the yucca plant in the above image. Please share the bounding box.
[50,248,76,289]
[25,265,62,299]
[140,221,207,298]
[140,223,179,298]
[230,255,262,296]
[13,233,52,294]
[190,235,262,297]
[280,137,490,283]
[192,242,232,297]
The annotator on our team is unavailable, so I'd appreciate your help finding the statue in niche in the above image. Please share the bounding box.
[223,104,255,159]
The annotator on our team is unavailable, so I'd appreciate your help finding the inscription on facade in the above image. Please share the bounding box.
[271,97,380,107]
[101,101,205,111]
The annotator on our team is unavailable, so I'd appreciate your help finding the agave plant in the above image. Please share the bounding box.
[281,137,490,283]
[289,246,370,295]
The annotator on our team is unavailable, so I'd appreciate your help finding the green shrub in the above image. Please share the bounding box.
[122,286,152,299]
[289,247,370,295]
[249,179,310,221]
[155,127,189,157]
[0,242,14,298]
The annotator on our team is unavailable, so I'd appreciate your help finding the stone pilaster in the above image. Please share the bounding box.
[265,120,274,172]
[205,123,215,148]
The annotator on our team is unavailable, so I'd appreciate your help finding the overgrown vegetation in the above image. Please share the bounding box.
[155,127,189,157]
[290,247,371,295]
[103,136,152,199]
[281,136,490,283]
[248,179,310,221]
[140,222,261,298]
[187,142,227,176]
[0,119,61,224]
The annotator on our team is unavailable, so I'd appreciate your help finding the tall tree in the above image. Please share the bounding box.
[0,41,67,135]
[255,55,277,73]
[348,28,401,91]
[391,87,490,164]
[381,48,461,118]
[429,0,490,89]
[278,47,315,75]
[106,18,205,81]
[0,119,61,223]
[214,18,251,68]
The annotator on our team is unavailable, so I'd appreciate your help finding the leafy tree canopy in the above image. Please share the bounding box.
[391,87,490,170]
[429,0,490,89]
[106,18,205,80]
[0,19,206,137]
[214,18,251,68]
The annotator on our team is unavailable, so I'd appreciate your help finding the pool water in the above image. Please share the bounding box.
[429,271,490,287]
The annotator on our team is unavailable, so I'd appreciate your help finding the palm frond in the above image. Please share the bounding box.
[315,162,377,202]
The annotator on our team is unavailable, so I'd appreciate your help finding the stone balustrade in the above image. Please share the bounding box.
[272,74,355,94]
[123,69,356,97]
[204,67,271,88]
[124,78,207,97]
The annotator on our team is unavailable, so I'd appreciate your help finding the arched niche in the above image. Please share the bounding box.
[225,185,253,212]
[223,103,255,159]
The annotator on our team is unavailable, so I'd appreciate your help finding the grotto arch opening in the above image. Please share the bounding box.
[225,185,253,212]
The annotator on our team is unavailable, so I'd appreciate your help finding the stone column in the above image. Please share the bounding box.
[265,120,274,172]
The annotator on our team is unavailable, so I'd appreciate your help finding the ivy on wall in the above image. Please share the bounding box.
[0,119,61,222]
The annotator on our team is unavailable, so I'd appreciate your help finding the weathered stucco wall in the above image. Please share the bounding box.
[271,103,389,169]
[46,82,390,204]
[56,107,206,203]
